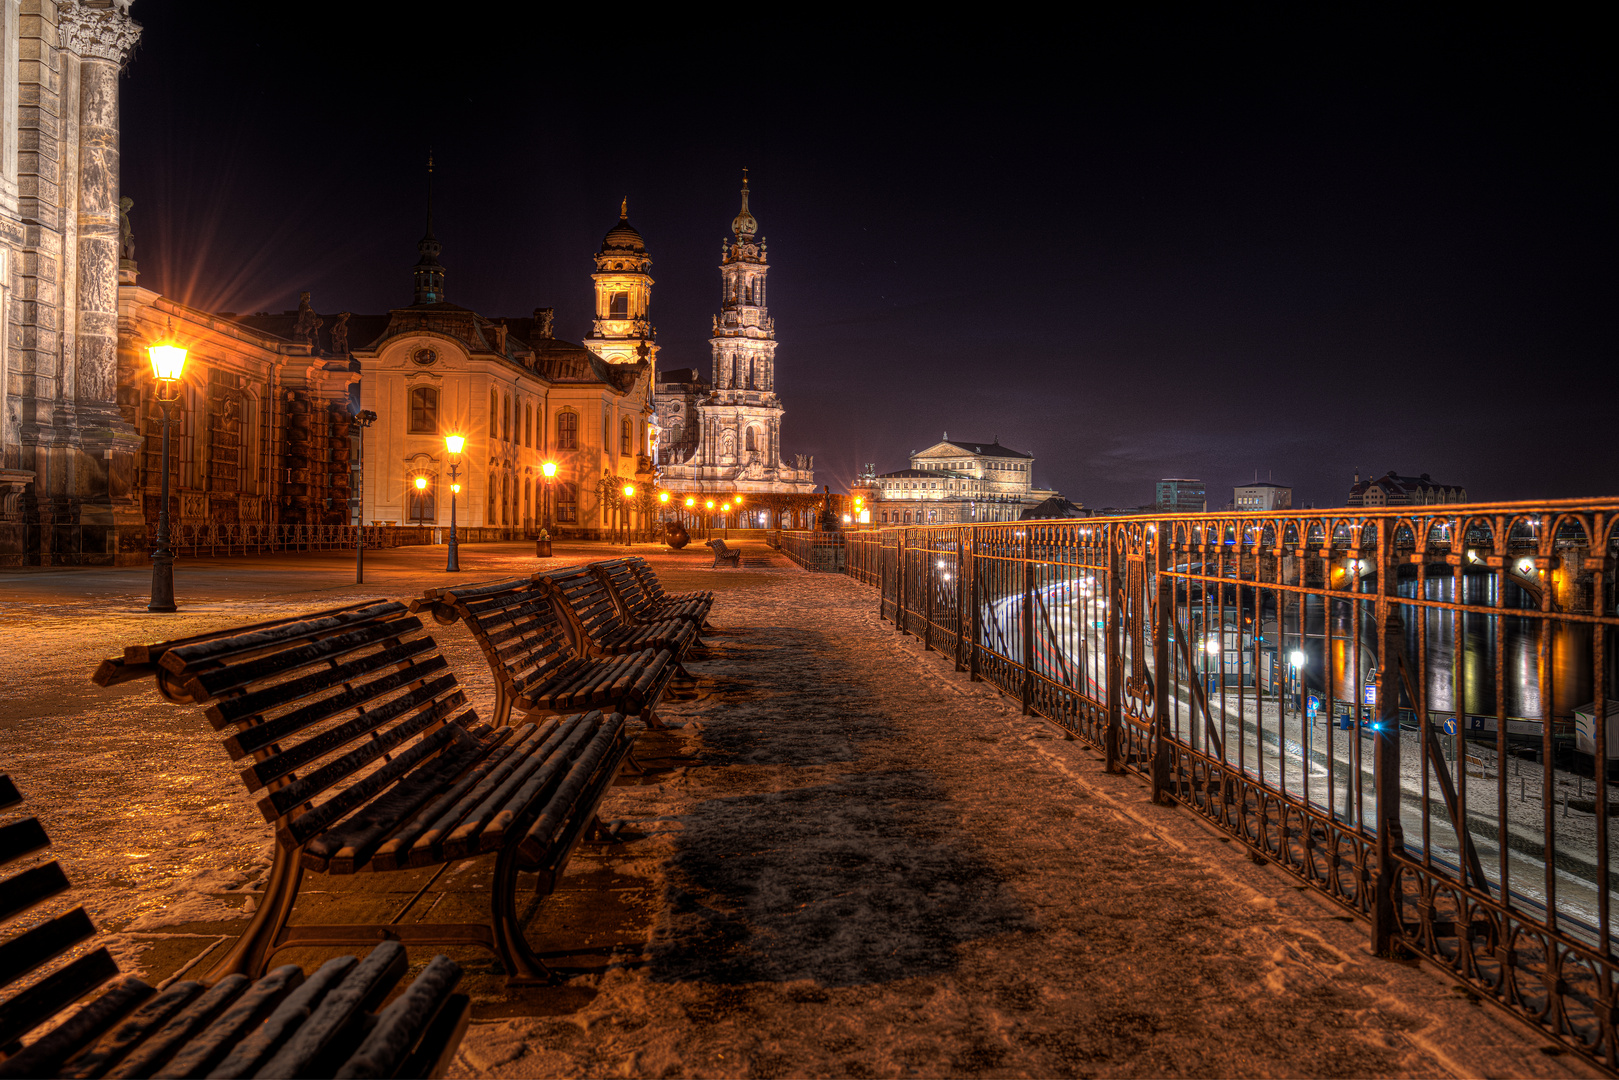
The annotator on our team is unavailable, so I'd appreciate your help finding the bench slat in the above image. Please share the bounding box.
[159,602,407,671]
[102,974,250,1080]
[58,979,206,1079]
[254,942,408,1079]
[177,614,425,701]
[209,636,437,732]
[236,660,455,788]
[0,907,95,993]
[147,965,303,1079]
[307,730,510,874]
[519,715,628,863]
[0,860,71,924]
[0,816,49,868]
[392,724,554,869]
[0,947,121,1051]
[277,713,470,846]
[331,953,461,1080]
[0,775,20,812]
[204,954,358,1078]
[445,716,592,859]
[0,975,152,1079]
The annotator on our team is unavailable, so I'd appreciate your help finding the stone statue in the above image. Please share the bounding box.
[330,312,351,355]
[292,292,323,351]
[819,484,838,532]
[537,308,554,339]
[118,196,135,263]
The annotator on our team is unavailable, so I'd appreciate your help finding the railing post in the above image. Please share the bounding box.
[969,529,982,682]
[1022,526,1035,715]
[897,532,908,636]
[1371,516,1405,956]
[924,536,935,651]
[1151,522,1173,802]
[954,531,967,671]
[1104,527,1122,773]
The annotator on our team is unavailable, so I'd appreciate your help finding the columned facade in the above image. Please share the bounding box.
[2,0,147,564]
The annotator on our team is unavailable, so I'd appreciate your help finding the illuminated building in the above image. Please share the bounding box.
[867,437,1065,525]
[655,174,815,497]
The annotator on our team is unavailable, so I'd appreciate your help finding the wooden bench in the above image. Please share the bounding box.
[705,538,742,568]
[623,556,715,617]
[538,568,699,678]
[90,601,634,985]
[590,560,711,642]
[410,578,680,729]
[0,772,470,1078]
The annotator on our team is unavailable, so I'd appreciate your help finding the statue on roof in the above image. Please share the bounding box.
[330,312,351,355]
[536,307,554,339]
[118,197,135,263]
[292,292,323,350]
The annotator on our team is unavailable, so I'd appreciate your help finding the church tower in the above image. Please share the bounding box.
[586,201,657,365]
[703,171,783,471]
[412,155,445,304]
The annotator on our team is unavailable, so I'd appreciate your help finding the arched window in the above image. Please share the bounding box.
[745,428,756,452]
[620,417,633,457]
[503,395,511,442]
[556,482,577,523]
[557,410,578,449]
[524,405,533,448]
[500,474,509,524]
[408,386,438,433]
[609,292,628,318]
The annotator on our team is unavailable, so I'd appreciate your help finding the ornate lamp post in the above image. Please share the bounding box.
[721,500,732,539]
[684,496,695,533]
[704,499,715,540]
[352,409,376,583]
[445,433,464,572]
[541,460,557,530]
[145,334,188,613]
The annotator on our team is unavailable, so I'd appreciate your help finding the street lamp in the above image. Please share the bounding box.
[145,333,188,612]
[445,433,465,572]
[622,483,635,546]
[541,460,557,530]
[351,409,376,583]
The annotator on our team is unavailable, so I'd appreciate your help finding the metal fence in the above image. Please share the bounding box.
[777,530,848,573]
[798,501,1619,1068]
[166,523,438,557]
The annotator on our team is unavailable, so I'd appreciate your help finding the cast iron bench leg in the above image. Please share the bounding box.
[207,842,306,980]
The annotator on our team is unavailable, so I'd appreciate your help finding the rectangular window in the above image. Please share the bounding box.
[557,411,578,450]
[609,292,629,318]
[408,386,438,433]
[556,482,577,523]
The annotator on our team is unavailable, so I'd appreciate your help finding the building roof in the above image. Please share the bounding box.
[1348,470,1462,498]
[228,311,392,356]
[932,440,1033,459]
[601,201,647,254]
[878,468,973,480]
[1235,481,1291,489]
[1020,496,1087,520]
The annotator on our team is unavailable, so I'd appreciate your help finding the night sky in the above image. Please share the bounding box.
[120,6,1613,509]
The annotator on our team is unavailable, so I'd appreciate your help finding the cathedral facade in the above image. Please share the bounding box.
[654,177,815,496]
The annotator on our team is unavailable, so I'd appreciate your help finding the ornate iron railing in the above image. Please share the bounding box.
[777,530,848,573]
[800,500,1619,1069]
[166,523,438,557]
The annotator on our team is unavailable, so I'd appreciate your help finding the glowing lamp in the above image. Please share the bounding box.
[685,497,696,508]
[722,502,731,512]
[1205,637,1221,655]
[842,514,852,523]
[414,476,427,491]
[445,434,465,455]
[451,483,461,494]
[623,484,635,499]
[659,491,670,503]
[147,341,188,383]
[542,460,557,478]
[734,494,743,504]
[1289,650,1305,666]
[705,500,715,510]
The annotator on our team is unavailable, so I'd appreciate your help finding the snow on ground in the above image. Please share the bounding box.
[0,549,1601,1077]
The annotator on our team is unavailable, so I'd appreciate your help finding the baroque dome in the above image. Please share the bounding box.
[601,199,646,253]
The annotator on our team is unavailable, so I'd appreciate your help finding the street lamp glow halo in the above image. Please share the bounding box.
[147,342,188,382]
[541,460,557,478]
[445,434,465,455]
[414,476,427,491]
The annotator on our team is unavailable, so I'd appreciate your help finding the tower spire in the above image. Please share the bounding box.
[731,168,758,239]
[413,151,445,305]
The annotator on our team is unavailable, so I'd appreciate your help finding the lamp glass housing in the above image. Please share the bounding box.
[542,460,557,477]
[147,343,188,382]
[445,434,465,455]
[414,476,427,491]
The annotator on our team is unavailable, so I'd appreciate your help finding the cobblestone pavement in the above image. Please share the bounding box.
[0,542,1595,1078]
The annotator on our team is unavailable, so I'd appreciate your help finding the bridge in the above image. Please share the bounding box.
[784,498,1619,1072]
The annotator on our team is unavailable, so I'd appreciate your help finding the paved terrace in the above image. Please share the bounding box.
[0,542,1593,1078]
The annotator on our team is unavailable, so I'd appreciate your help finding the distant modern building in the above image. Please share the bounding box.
[1233,481,1291,511]
[1346,470,1467,507]
[866,435,1065,525]
[1156,478,1206,513]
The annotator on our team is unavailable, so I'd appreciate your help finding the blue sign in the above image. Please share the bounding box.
[1307,695,1320,717]
[1444,718,1458,736]
[1363,684,1377,707]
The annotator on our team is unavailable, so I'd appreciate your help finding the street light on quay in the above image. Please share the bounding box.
[622,483,636,546]
[445,433,465,572]
[351,409,377,584]
[145,331,188,613]
[541,460,557,530]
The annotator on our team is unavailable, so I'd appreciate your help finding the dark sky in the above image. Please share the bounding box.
[120,6,1613,508]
